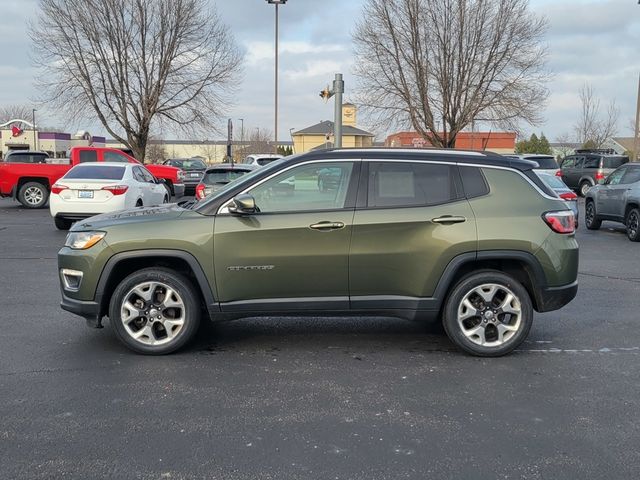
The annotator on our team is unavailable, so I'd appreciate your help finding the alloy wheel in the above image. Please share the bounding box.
[457,283,522,347]
[628,211,639,239]
[120,281,186,346]
[24,187,44,206]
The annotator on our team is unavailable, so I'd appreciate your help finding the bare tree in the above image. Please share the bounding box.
[200,142,220,164]
[353,0,548,148]
[31,0,243,161]
[574,84,619,148]
[0,104,34,124]
[145,138,168,164]
[243,128,275,156]
[554,132,577,161]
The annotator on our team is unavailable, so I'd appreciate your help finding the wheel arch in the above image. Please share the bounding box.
[433,251,547,313]
[95,250,218,318]
[579,176,595,187]
[17,176,50,191]
[624,202,640,220]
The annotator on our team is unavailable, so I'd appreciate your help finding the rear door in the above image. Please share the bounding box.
[349,160,476,311]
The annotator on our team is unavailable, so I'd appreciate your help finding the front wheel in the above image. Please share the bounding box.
[626,208,640,242]
[442,271,533,357]
[108,268,201,354]
[18,182,49,209]
[585,200,601,230]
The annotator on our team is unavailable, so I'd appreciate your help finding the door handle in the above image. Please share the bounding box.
[431,215,466,224]
[309,221,345,230]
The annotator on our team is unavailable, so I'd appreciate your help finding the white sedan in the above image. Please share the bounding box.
[50,162,169,230]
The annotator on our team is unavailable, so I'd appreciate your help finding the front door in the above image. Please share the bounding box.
[598,166,627,217]
[213,160,359,311]
[349,161,477,310]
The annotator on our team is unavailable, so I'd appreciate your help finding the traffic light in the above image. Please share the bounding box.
[319,85,334,102]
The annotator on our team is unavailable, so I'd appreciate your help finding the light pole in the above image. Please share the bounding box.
[32,109,37,151]
[289,127,295,154]
[266,0,286,154]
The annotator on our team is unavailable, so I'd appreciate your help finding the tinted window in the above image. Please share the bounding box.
[168,159,206,170]
[575,156,585,168]
[621,167,640,185]
[65,165,125,180]
[561,156,575,168]
[583,157,599,169]
[78,150,98,163]
[368,162,461,208]
[459,166,489,198]
[257,157,281,166]
[203,169,252,185]
[249,162,354,213]
[536,172,567,189]
[603,156,628,169]
[607,167,627,186]
[103,151,131,163]
[5,152,48,163]
[139,167,155,183]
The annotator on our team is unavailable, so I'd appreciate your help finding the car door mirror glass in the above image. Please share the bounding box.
[229,194,258,215]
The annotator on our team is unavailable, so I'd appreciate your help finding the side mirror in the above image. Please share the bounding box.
[228,194,258,215]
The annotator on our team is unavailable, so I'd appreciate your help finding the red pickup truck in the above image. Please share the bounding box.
[0,147,185,208]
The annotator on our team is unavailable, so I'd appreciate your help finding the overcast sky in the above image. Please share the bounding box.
[0,0,638,141]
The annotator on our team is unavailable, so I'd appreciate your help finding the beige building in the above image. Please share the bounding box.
[291,104,375,153]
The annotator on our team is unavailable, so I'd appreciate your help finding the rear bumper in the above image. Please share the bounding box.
[172,183,185,197]
[536,280,578,312]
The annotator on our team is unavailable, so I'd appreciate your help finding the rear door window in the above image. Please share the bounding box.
[367,162,462,208]
[561,157,575,168]
[621,167,640,185]
[583,156,599,169]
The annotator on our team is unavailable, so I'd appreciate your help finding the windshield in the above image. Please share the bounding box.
[65,165,125,180]
[168,159,207,170]
[194,158,288,212]
[523,156,558,169]
[202,169,252,185]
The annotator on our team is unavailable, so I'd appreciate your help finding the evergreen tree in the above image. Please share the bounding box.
[538,133,552,155]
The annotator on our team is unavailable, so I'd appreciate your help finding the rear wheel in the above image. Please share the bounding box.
[18,182,49,209]
[54,217,72,230]
[442,271,533,357]
[108,268,201,354]
[585,200,601,230]
[579,181,592,197]
[626,208,640,242]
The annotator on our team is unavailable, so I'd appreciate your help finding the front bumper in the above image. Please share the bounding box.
[60,290,103,327]
[536,280,578,312]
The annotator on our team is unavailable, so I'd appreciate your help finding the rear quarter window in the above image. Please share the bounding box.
[459,166,489,198]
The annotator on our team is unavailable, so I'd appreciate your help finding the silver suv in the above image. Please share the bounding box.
[585,163,640,241]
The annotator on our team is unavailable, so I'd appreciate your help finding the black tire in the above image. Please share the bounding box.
[108,267,201,354]
[442,270,533,357]
[163,183,172,199]
[626,208,640,242]
[136,199,143,207]
[585,200,601,230]
[163,195,169,204]
[54,217,72,230]
[165,180,175,197]
[18,182,49,209]
[579,181,592,197]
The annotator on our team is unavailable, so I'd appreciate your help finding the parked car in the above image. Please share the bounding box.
[511,154,560,176]
[242,154,284,167]
[50,162,169,230]
[3,151,49,164]
[535,171,579,227]
[559,152,629,197]
[585,163,640,241]
[58,148,578,357]
[163,158,207,195]
[0,147,185,209]
[195,163,258,200]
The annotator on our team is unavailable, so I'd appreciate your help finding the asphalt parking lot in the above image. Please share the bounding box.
[1,197,639,479]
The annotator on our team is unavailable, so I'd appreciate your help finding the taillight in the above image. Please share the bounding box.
[595,172,605,181]
[543,210,575,234]
[559,192,577,201]
[195,183,205,200]
[101,185,129,195]
[177,170,185,181]
[51,184,68,194]
[555,170,562,177]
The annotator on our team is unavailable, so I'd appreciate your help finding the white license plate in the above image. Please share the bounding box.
[190,173,200,177]
[78,190,94,199]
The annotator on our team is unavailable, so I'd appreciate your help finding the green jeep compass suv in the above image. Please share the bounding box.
[58,148,578,357]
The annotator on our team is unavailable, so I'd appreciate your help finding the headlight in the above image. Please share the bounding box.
[65,231,106,250]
